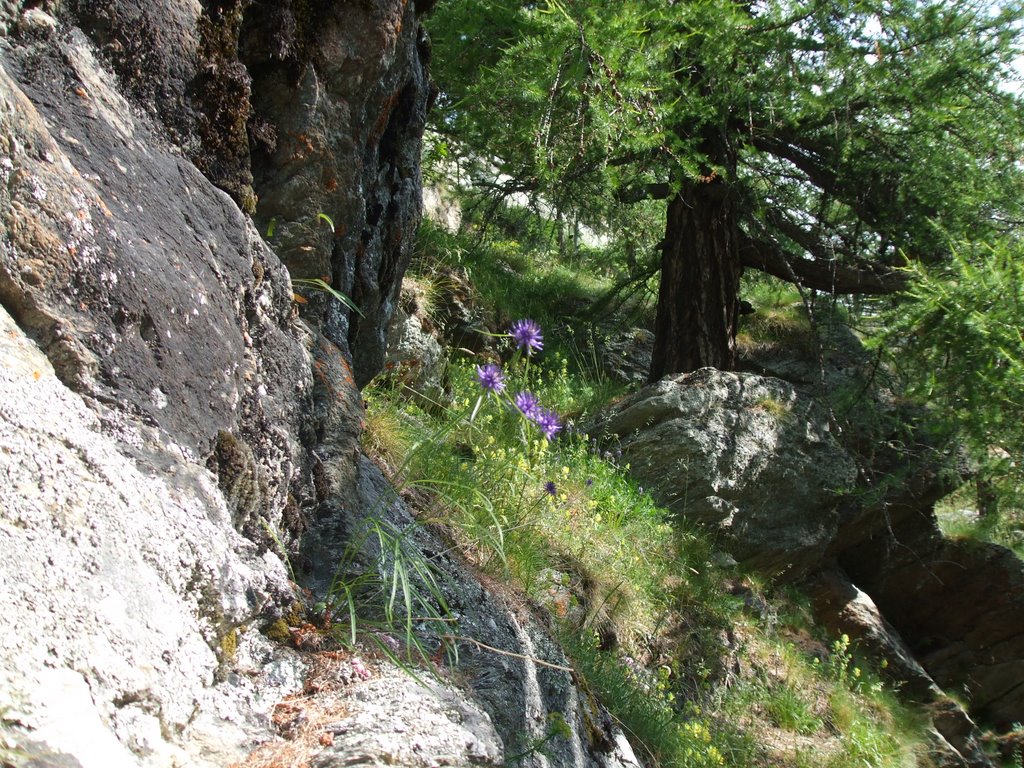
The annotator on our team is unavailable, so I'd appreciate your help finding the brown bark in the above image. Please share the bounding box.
[649,178,741,380]
[738,233,908,294]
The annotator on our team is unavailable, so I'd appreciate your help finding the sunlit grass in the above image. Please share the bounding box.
[359,215,939,768]
[361,345,933,766]
[935,481,1024,559]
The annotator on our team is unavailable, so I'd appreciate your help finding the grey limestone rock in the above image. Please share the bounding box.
[313,665,503,767]
[0,8,647,766]
[807,568,940,702]
[0,302,296,767]
[384,302,447,402]
[589,367,858,576]
[0,17,315,765]
[302,454,644,768]
[0,35,312,475]
[63,0,429,389]
[841,524,1024,727]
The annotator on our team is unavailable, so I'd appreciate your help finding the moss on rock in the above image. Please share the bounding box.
[264,618,291,644]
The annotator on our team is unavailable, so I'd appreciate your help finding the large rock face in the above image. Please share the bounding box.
[0,304,294,766]
[0,38,309,461]
[0,4,323,759]
[0,4,646,765]
[0,21,310,764]
[60,0,431,388]
[589,368,858,576]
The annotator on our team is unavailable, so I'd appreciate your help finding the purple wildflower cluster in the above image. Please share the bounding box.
[534,407,562,440]
[512,388,561,439]
[514,390,539,418]
[473,319,562,441]
[475,363,506,393]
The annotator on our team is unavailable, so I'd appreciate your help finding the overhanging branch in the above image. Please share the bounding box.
[738,233,908,295]
[615,182,673,203]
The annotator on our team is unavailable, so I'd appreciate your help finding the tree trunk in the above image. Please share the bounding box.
[649,177,740,380]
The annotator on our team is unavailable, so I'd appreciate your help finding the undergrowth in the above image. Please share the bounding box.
[339,212,938,766]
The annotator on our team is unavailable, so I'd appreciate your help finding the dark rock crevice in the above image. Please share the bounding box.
[238,0,430,388]
[840,525,1024,728]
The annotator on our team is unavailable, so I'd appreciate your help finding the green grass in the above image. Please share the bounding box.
[365,355,689,643]
[349,214,941,767]
[935,480,1024,559]
[359,349,933,767]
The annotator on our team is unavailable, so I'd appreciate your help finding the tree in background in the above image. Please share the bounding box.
[878,241,1024,519]
[426,0,1024,378]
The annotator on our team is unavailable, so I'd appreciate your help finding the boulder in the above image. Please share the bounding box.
[806,568,994,768]
[807,568,939,700]
[741,307,1024,728]
[383,302,447,403]
[589,368,857,576]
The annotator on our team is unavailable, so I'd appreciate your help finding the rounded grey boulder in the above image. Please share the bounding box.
[589,368,858,576]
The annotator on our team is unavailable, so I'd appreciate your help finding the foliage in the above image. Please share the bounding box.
[414,216,630,412]
[427,0,1024,372]
[431,0,1024,256]
[879,242,1023,459]
[291,277,363,316]
[878,239,1024,533]
[364,352,747,764]
[326,514,457,664]
[735,277,817,355]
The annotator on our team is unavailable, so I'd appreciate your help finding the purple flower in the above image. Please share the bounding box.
[509,319,544,356]
[535,408,562,440]
[476,363,505,393]
[585,478,594,487]
[514,391,539,420]
[544,481,557,496]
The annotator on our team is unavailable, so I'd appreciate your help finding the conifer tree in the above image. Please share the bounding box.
[427,0,1024,377]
